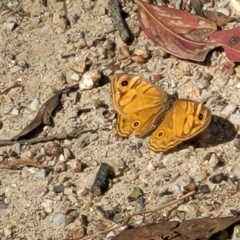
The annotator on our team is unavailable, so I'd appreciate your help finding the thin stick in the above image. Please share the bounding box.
[79,191,195,240]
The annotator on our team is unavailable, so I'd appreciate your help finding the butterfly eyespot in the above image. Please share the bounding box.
[133,122,139,127]
[198,113,203,120]
[158,132,163,137]
[121,80,128,86]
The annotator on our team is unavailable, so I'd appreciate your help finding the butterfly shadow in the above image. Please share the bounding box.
[182,114,237,151]
[162,114,237,154]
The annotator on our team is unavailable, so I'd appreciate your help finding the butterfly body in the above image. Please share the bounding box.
[111,74,211,152]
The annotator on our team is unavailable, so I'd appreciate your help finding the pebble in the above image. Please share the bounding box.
[213,76,229,87]
[3,106,12,114]
[64,187,72,195]
[35,169,46,180]
[234,134,240,150]
[3,225,12,238]
[63,139,72,147]
[52,212,66,225]
[208,153,219,168]
[29,98,39,111]
[11,143,21,155]
[10,65,23,73]
[229,114,240,125]
[52,13,66,34]
[10,108,19,116]
[232,225,240,240]
[41,199,53,213]
[53,184,64,193]
[7,88,18,99]
[71,72,80,81]
[79,70,101,90]
[146,162,155,171]
[220,103,237,118]
[196,79,209,89]
[201,212,212,218]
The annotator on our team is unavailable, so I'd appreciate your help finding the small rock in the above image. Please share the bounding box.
[11,143,21,155]
[71,72,80,81]
[54,162,67,173]
[234,134,240,150]
[213,76,229,87]
[53,184,64,193]
[35,169,46,180]
[196,79,210,89]
[59,154,65,161]
[229,114,240,125]
[52,212,66,225]
[209,173,228,184]
[198,184,210,193]
[74,38,86,49]
[10,108,19,116]
[64,187,72,195]
[29,98,39,111]
[18,60,29,69]
[102,39,115,50]
[52,13,66,34]
[63,147,73,160]
[44,142,63,156]
[208,153,219,168]
[146,162,155,171]
[232,225,240,240]
[221,103,237,118]
[3,106,12,114]
[10,65,23,73]
[41,199,53,213]
[79,70,101,90]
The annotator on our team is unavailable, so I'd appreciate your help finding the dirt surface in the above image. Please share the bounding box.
[0,0,240,239]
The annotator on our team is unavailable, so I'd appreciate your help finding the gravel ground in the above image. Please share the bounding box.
[0,0,240,239]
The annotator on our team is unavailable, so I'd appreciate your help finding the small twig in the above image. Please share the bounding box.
[0,128,97,146]
[79,191,196,240]
[109,0,131,43]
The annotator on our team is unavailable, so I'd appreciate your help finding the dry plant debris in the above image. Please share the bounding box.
[113,216,240,240]
[0,0,240,239]
[136,0,240,61]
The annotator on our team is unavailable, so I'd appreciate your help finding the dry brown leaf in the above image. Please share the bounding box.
[0,157,45,169]
[113,216,240,240]
[11,84,79,140]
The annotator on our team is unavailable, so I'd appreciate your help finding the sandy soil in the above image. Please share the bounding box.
[0,0,240,239]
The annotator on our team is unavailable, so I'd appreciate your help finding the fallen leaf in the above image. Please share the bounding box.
[175,216,240,239]
[203,10,233,27]
[136,0,217,61]
[113,216,240,240]
[208,27,240,62]
[11,84,79,140]
[0,157,44,169]
[0,82,22,95]
[128,187,144,202]
[113,221,179,240]
[136,0,240,62]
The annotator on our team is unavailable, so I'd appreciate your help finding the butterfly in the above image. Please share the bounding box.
[110,74,211,152]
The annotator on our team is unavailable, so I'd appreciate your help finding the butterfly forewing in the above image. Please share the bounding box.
[111,74,172,137]
[111,74,168,113]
